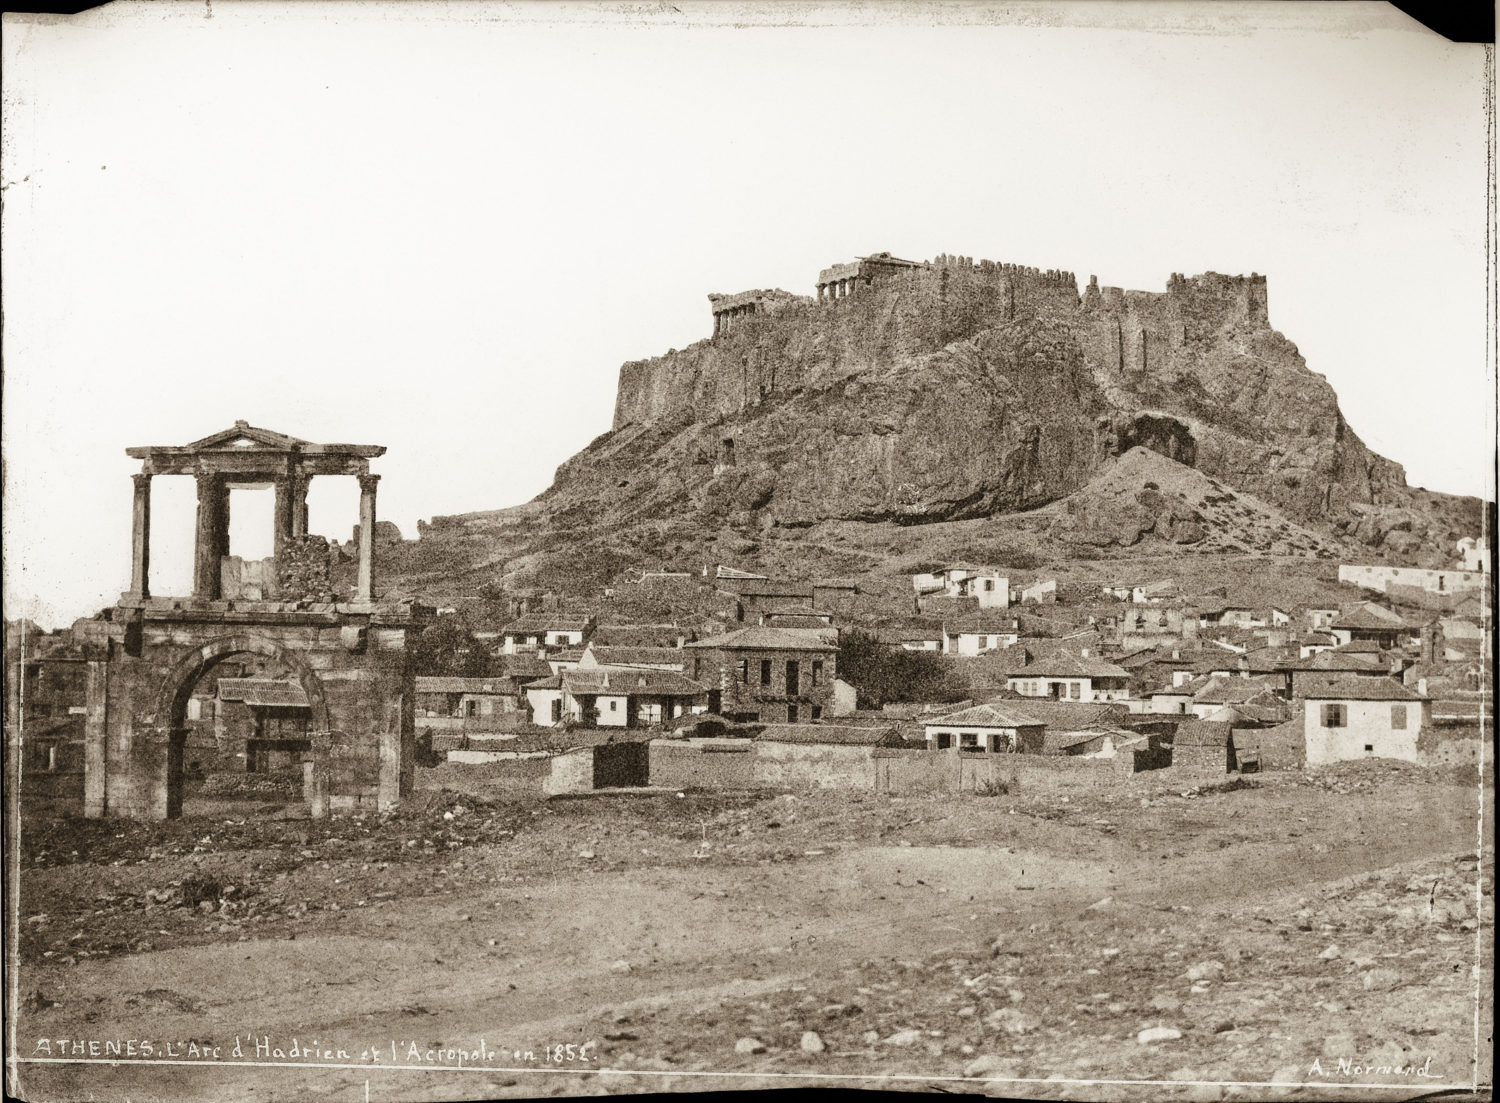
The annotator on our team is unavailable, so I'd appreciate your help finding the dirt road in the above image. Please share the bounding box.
[10,764,1492,1101]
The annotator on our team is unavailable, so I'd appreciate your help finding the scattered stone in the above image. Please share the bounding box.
[1185,961,1223,982]
[733,1037,766,1055]
[800,1031,825,1054]
[964,1054,1019,1078]
[610,960,632,974]
[1318,944,1341,960]
[884,1029,925,1046]
[985,1008,1041,1035]
[1137,1026,1182,1045]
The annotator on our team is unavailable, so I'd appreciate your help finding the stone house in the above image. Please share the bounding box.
[942,613,1021,656]
[724,581,816,623]
[1005,654,1132,702]
[1169,719,1237,773]
[1302,677,1430,766]
[922,702,1046,755]
[685,626,839,723]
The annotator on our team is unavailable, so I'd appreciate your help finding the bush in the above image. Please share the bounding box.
[974,775,1014,797]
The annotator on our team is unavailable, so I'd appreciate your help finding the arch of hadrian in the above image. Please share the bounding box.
[75,421,432,819]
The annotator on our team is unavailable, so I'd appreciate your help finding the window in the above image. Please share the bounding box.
[1364,744,1374,754]
[465,700,478,718]
[960,732,983,753]
[936,732,952,750]
[984,579,994,591]
[1068,682,1081,700]
[1321,704,1346,728]
[786,660,800,695]
[811,706,822,720]
[1391,705,1407,730]
[736,660,749,684]
[760,659,772,686]
[693,658,701,680]
[787,704,798,723]
[811,660,823,685]
[609,700,618,712]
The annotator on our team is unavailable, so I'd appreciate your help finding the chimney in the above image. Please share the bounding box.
[1418,677,1428,696]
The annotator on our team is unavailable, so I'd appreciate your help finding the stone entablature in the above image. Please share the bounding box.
[816,251,924,303]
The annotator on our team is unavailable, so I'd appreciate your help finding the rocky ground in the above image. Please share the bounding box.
[10,761,1492,1102]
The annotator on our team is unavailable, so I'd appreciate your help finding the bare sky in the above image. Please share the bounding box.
[3,0,1493,628]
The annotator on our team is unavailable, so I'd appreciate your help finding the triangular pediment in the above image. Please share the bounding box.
[184,420,309,452]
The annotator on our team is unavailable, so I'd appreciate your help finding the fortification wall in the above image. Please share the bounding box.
[1339,563,1488,597]
[614,253,1085,430]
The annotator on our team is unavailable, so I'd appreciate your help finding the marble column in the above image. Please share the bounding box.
[357,473,379,602]
[129,473,152,599]
[192,473,226,600]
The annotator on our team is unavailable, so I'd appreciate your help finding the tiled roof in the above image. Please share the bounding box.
[990,699,1133,730]
[1301,677,1427,702]
[922,703,1046,729]
[215,678,309,709]
[1171,719,1234,746]
[584,646,687,668]
[590,624,691,648]
[1192,675,1285,705]
[1331,604,1407,630]
[1006,654,1130,679]
[943,614,1021,635]
[496,654,553,679]
[1290,650,1392,673]
[687,626,838,652]
[561,668,710,696]
[756,724,902,746]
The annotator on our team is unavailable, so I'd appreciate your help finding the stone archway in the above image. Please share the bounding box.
[153,634,331,818]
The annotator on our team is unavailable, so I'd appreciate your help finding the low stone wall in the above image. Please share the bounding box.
[752,741,876,789]
[649,740,756,789]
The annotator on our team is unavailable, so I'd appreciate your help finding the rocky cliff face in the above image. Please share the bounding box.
[426,254,1480,570]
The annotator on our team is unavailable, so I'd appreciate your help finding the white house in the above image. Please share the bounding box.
[500,614,595,655]
[913,566,1010,609]
[1302,677,1430,766]
[942,614,1021,656]
[922,702,1045,754]
[1005,655,1132,702]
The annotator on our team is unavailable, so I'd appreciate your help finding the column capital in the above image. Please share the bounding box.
[358,473,381,493]
[132,472,153,490]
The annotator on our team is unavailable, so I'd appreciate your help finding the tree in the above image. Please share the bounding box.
[837,629,967,710]
[409,617,491,677]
